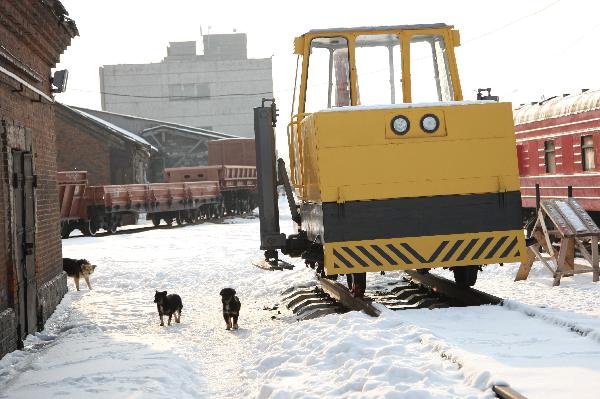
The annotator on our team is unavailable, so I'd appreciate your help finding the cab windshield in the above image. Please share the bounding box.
[302,32,455,113]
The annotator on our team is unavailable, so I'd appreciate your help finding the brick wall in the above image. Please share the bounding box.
[55,109,112,186]
[0,0,77,358]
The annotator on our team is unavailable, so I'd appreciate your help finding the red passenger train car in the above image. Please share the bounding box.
[514,89,600,222]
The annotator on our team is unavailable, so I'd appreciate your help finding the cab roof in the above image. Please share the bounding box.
[306,23,452,35]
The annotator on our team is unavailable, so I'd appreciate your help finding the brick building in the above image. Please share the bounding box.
[56,104,155,185]
[0,0,77,357]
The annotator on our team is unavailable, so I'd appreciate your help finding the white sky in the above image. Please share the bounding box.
[55,0,600,133]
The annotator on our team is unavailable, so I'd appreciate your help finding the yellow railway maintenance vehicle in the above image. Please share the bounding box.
[254,23,526,292]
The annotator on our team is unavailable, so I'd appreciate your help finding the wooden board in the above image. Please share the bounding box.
[541,199,600,238]
[318,277,381,317]
[252,259,295,271]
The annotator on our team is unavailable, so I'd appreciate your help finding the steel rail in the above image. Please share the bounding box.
[404,270,503,306]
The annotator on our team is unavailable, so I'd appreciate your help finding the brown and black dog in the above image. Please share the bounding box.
[153,291,183,326]
[220,288,241,330]
[62,258,96,291]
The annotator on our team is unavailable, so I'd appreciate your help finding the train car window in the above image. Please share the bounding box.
[582,135,595,171]
[305,37,349,113]
[544,140,556,174]
[354,34,401,105]
[410,35,453,103]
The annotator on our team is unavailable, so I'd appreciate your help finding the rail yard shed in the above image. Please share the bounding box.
[0,0,77,358]
[62,107,240,182]
[56,104,155,185]
[140,124,238,178]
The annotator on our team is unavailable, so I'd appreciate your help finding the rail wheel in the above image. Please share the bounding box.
[165,217,174,227]
[452,266,479,288]
[152,217,161,227]
[108,223,118,234]
[81,220,98,237]
[176,214,184,226]
[60,223,73,239]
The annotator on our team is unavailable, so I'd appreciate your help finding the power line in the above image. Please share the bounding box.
[69,88,293,100]
[463,0,562,44]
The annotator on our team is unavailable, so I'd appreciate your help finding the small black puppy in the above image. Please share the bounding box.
[153,291,183,326]
[220,288,241,330]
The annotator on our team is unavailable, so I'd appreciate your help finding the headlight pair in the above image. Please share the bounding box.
[390,114,440,135]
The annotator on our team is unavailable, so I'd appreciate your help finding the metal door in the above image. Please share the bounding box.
[12,150,37,340]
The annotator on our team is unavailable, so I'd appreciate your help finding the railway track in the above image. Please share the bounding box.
[282,271,502,321]
[64,214,258,239]
[280,271,525,399]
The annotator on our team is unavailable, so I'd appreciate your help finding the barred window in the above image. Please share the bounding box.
[544,140,555,174]
[581,135,595,171]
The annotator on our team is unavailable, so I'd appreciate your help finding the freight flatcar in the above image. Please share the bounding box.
[164,164,257,215]
[253,24,527,291]
[58,171,223,237]
[58,137,258,237]
[514,90,600,223]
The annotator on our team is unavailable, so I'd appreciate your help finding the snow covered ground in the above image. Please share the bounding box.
[1,201,599,398]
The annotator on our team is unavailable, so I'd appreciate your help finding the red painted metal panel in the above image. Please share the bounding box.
[183,181,220,200]
[207,138,256,166]
[516,144,526,175]
[220,165,257,190]
[164,166,220,183]
[57,171,88,220]
[520,174,600,211]
[164,165,257,191]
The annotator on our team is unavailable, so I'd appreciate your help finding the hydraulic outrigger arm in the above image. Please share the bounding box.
[253,99,308,270]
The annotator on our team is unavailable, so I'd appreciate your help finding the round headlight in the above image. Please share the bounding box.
[391,115,410,135]
[420,114,439,133]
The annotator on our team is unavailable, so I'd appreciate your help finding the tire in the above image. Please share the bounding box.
[108,224,118,234]
[452,266,479,288]
[60,223,72,239]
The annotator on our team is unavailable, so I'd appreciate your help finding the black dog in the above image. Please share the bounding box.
[220,288,241,330]
[153,291,183,326]
[62,258,96,291]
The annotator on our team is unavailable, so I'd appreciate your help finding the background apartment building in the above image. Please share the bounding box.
[99,33,273,137]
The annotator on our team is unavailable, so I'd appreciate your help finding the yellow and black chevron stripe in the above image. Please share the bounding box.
[324,230,526,274]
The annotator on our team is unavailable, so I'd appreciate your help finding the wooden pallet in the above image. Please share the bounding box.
[516,198,600,285]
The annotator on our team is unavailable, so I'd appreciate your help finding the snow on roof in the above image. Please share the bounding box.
[307,23,451,34]
[71,106,238,139]
[141,125,239,140]
[514,89,600,125]
[319,100,496,113]
[64,105,157,151]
